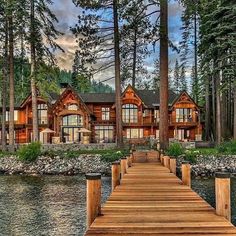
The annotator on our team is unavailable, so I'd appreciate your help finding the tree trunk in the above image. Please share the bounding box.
[113,0,123,148]
[216,72,221,145]
[8,7,15,151]
[212,75,216,141]
[132,28,137,88]
[234,82,236,140]
[1,16,8,151]
[205,78,210,141]
[30,0,39,142]
[194,9,198,103]
[159,0,169,150]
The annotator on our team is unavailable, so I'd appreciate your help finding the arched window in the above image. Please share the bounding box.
[67,104,78,111]
[122,104,138,123]
[62,115,83,126]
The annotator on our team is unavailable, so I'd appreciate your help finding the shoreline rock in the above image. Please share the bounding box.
[1,154,236,177]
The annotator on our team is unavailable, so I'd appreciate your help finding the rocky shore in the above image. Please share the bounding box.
[1,154,236,177]
[0,154,111,175]
[176,155,236,178]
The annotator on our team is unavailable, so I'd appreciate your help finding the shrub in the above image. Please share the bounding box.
[166,143,184,157]
[101,150,126,163]
[217,141,236,155]
[184,150,198,164]
[18,142,41,162]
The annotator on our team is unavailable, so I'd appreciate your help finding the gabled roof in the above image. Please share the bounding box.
[170,90,200,109]
[52,86,92,114]
[80,93,115,103]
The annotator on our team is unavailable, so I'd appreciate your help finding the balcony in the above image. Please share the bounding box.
[27,117,48,125]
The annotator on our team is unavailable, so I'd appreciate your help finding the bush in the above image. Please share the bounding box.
[101,150,127,163]
[166,143,184,157]
[18,142,41,162]
[184,150,198,164]
[217,141,236,155]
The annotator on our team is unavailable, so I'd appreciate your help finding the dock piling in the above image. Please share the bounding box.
[112,161,120,191]
[163,156,170,170]
[170,157,176,175]
[120,157,127,178]
[182,161,191,187]
[215,172,231,221]
[86,173,101,228]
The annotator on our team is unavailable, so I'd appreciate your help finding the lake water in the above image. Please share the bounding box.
[0,175,235,236]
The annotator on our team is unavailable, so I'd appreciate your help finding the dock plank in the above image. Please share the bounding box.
[85,160,236,235]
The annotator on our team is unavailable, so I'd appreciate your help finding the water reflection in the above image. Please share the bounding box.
[0,175,235,236]
[0,176,111,236]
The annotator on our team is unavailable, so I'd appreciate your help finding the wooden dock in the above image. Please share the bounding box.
[85,152,236,236]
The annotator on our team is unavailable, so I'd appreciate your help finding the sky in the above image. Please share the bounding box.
[50,0,188,88]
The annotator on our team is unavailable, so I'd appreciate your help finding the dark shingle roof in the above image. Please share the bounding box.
[80,93,116,103]
[80,90,177,107]
[136,90,177,107]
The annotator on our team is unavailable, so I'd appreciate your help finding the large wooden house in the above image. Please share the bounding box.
[0,84,202,144]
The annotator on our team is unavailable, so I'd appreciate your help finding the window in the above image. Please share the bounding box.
[62,115,83,126]
[95,126,114,143]
[6,110,18,122]
[176,108,192,122]
[143,110,149,117]
[126,128,143,139]
[154,109,160,123]
[174,129,190,141]
[122,104,138,123]
[67,104,78,111]
[38,104,48,124]
[156,130,160,140]
[102,107,110,120]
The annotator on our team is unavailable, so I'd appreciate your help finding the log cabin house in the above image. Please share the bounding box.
[0,84,202,144]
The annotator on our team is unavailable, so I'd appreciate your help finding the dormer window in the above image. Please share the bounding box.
[67,104,78,111]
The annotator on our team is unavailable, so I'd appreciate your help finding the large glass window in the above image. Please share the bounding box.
[102,107,110,120]
[6,110,18,122]
[62,115,83,126]
[38,104,48,124]
[174,129,190,141]
[95,126,114,143]
[176,108,192,122]
[126,128,143,139]
[62,127,80,143]
[122,104,138,123]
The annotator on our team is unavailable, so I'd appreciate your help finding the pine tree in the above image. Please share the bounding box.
[173,59,180,93]
[180,65,187,92]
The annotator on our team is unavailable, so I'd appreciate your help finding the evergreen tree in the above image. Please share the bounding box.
[180,65,187,92]
[173,59,180,93]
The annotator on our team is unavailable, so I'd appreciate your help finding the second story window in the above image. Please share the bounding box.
[154,109,160,122]
[122,104,138,123]
[102,107,110,120]
[176,108,192,122]
[6,110,18,122]
[38,104,48,125]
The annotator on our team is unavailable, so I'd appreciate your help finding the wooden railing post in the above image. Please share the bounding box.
[120,157,127,178]
[127,155,132,167]
[163,156,170,170]
[86,173,101,229]
[182,161,191,187]
[112,161,120,191]
[170,157,176,175]
[215,172,231,221]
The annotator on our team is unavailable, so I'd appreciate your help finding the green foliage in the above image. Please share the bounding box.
[18,142,41,162]
[166,143,184,157]
[101,150,129,163]
[184,150,198,164]
[217,141,236,155]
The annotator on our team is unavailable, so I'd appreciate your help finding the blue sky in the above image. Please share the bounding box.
[50,0,189,87]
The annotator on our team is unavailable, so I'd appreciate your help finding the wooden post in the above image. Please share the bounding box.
[127,155,132,167]
[163,156,170,169]
[215,172,231,221]
[120,157,127,178]
[112,161,120,191]
[86,173,101,229]
[160,154,164,165]
[170,157,176,175]
[182,161,191,187]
